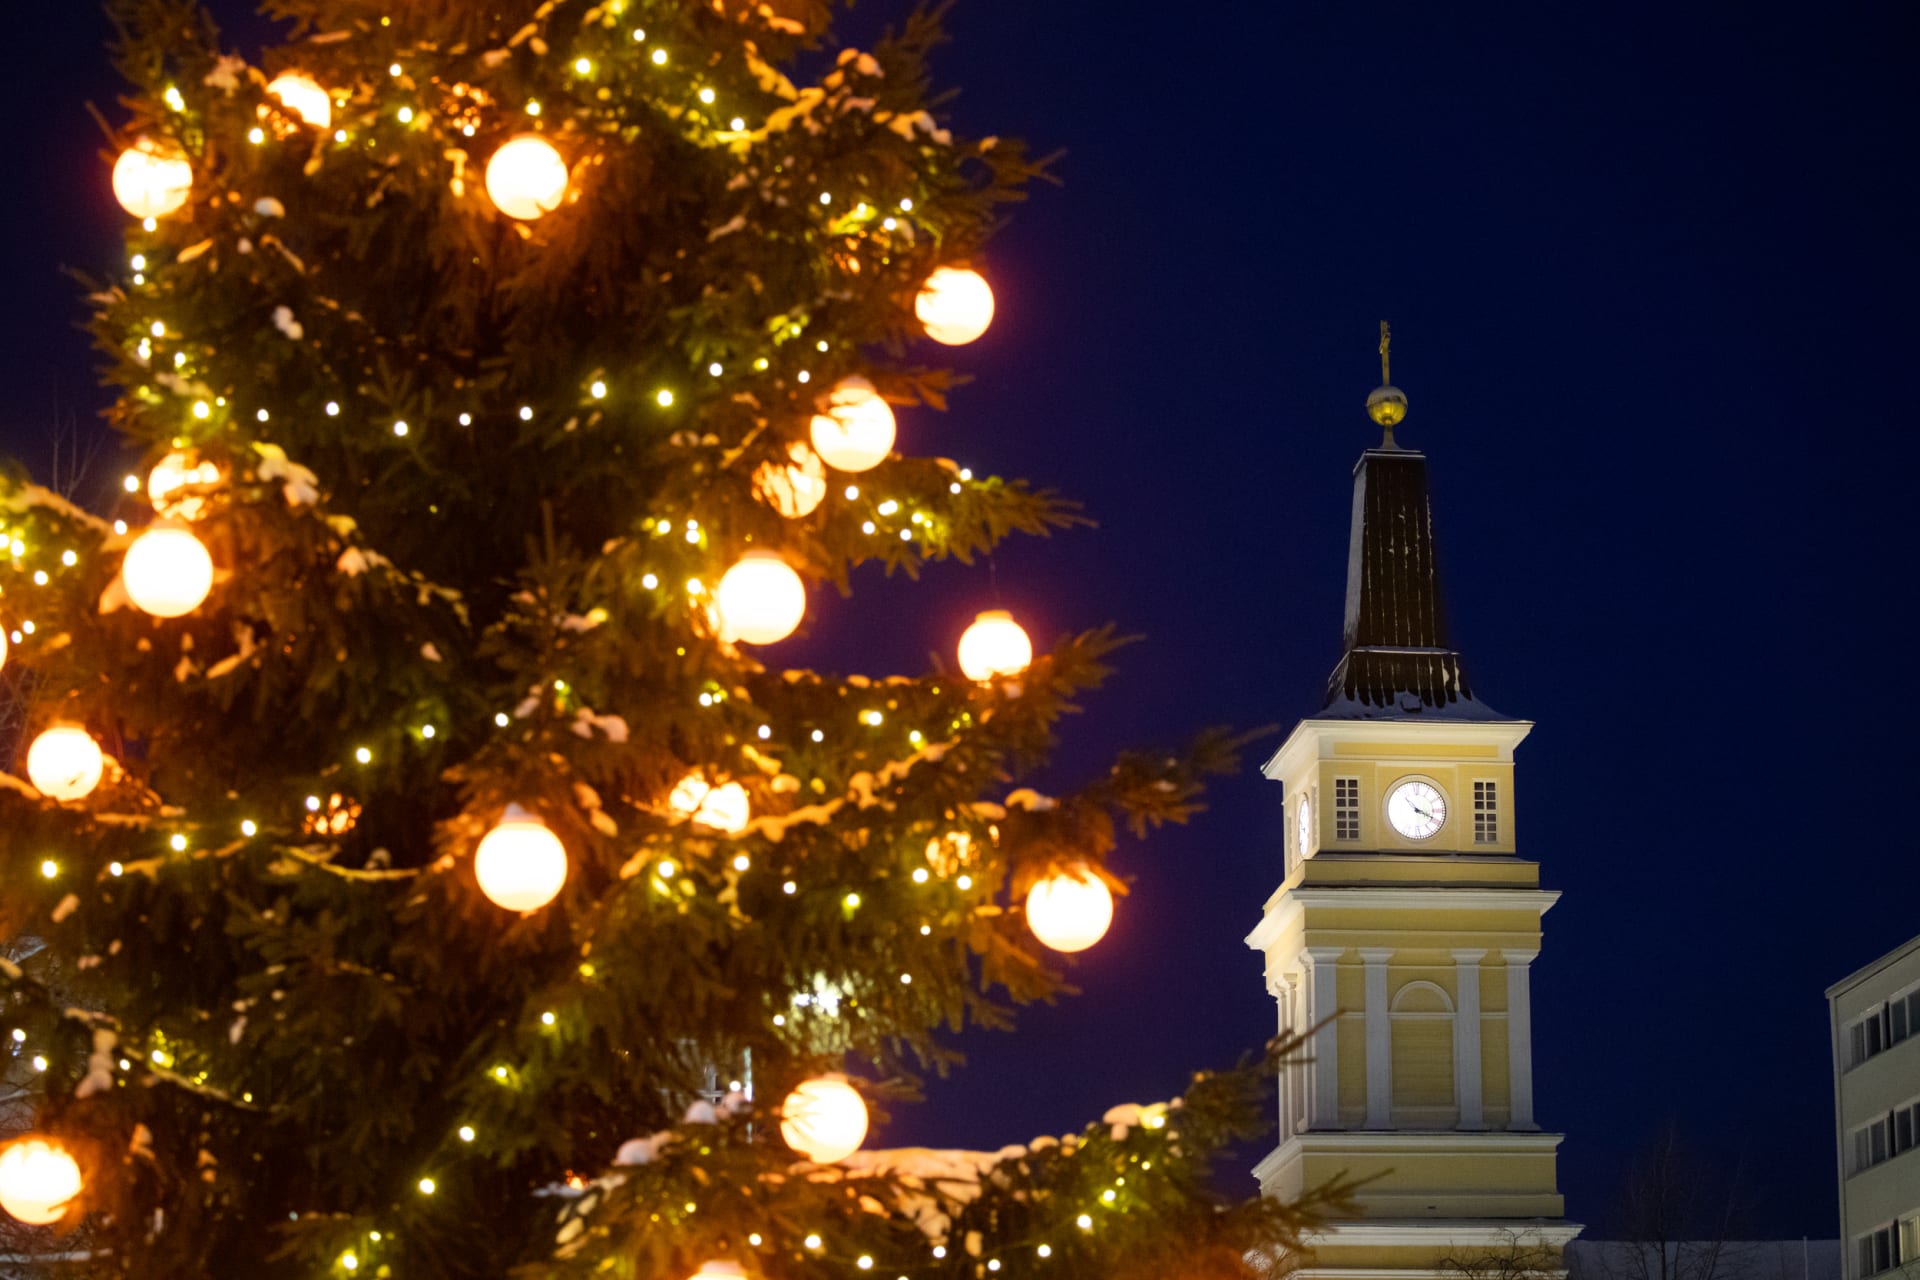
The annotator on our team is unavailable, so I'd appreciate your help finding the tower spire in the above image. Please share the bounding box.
[1365,321,1409,449]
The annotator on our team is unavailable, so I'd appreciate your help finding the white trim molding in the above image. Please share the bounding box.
[1304,947,1345,1130]
[1452,949,1488,1130]
[1503,949,1539,1130]
[1359,947,1394,1129]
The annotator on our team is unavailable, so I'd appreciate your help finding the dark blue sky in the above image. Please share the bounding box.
[5,0,1914,1237]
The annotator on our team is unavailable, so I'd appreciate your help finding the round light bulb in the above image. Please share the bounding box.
[752,441,829,518]
[957,610,1033,682]
[112,141,193,220]
[1025,868,1114,953]
[474,805,568,912]
[26,725,106,803]
[780,1075,868,1164]
[122,526,214,618]
[0,1139,83,1226]
[690,1264,748,1280]
[266,73,332,129]
[147,451,222,517]
[668,774,751,834]
[714,552,806,645]
[916,266,995,345]
[484,134,570,221]
[808,378,895,473]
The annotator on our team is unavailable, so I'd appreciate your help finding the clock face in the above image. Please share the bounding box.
[1296,797,1312,858]
[1386,781,1447,840]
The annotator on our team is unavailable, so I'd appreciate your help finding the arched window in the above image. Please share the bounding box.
[1390,980,1457,1129]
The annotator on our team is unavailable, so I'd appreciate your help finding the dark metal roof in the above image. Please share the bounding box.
[1319,447,1511,721]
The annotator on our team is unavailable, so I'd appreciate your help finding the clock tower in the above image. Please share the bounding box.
[1246,339,1579,1267]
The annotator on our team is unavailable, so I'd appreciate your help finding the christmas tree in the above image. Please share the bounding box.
[0,0,1344,1273]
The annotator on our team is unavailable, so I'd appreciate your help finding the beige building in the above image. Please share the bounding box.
[1246,367,1578,1274]
[1828,932,1920,1279]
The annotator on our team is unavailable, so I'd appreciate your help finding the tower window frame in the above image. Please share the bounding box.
[1334,777,1361,842]
[1473,779,1499,845]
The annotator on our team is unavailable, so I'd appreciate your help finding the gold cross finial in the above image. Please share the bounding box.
[1365,321,1409,442]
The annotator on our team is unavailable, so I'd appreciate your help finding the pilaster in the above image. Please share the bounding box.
[1452,949,1488,1130]
[1504,949,1539,1131]
[1304,947,1345,1130]
[1359,948,1394,1129]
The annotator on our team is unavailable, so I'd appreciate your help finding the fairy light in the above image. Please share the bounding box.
[782,880,797,895]
[651,48,668,66]
[248,127,265,145]
[708,362,722,376]
[590,380,607,399]
[642,573,659,589]
[458,1125,476,1142]
[393,420,409,437]
[494,712,510,727]
[844,893,862,909]
[355,747,372,764]
[912,868,929,884]
[37,861,56,880]
[540,1011,556,1026]
[519,406,533,421]
[109,861,124,877]
[810,729,824,743]
[169,835,188,852]
[326,402,340,416]
[397,106,415,124]
[163,86,185,111]
[574,58,592,75]
[698,87,716,104]
[730,117,745,130]
[732,854,751,872]
[804,1236,823,1251]
[656,389,675,407]
[417,1177,436,1195]
[421,724,435,739]
[241,820,257,837]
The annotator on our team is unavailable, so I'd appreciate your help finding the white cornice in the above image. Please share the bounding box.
[1302,1221,1585,1248]
[1247,886,1562,951]
[1263,719,1535,782]
[1280,1130,1565,1154]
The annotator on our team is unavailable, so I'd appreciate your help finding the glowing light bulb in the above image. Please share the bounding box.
[0,1139,83,1225]
[668,774,751,834]
[147,451,222,516]
[752,441,829,518]
[26,725,106,802]
[112,141,192,219]
[809,378,895,473]
[122,525,214,618]
[714,552,806,645]
[1025,868,1115,953]
[957,610,1033,682]
[266,73,332,128]
[690,1264,748,1280]
[916,267,996,345]
[484,135,570,221]
[473,805,568,912]
[781,1075,868,1164]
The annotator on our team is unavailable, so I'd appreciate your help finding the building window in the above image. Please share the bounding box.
[1473,780,1499,844]
[1334,778,1360,841]
[1852,1099,1920,1175]
[1858,1223,1900,1277]
[1850,987,1920,1068]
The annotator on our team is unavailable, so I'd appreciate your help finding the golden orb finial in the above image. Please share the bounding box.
[1366,321,1408,445]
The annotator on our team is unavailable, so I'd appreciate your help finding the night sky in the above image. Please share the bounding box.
[4,0,1915,1238]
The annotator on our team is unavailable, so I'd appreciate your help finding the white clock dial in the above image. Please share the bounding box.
[1297,796,1312,858]
[1386,781,1447,840]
